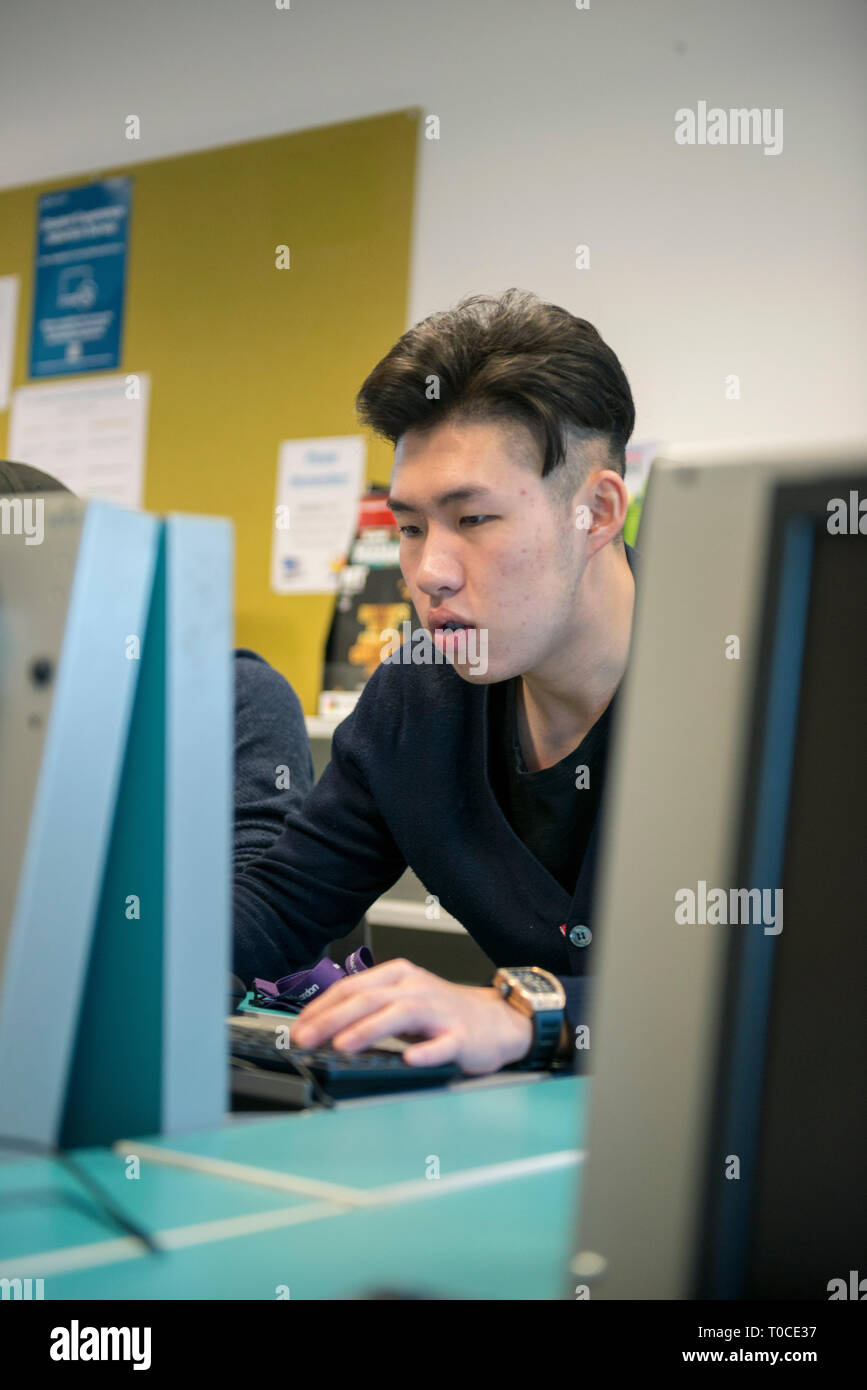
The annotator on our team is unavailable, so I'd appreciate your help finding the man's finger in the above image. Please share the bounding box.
[333,998,436,1053]
[292,986,403,1047]
[403,1031,461,1068]
[296,957,414,1023]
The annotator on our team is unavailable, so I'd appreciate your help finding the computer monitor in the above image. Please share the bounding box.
[0,495,232,1149]
[61,510,234,1148]
[569,445,867,1300]
[0,495,159,1146]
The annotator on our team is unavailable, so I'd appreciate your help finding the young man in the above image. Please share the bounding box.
[234,288,637,1075]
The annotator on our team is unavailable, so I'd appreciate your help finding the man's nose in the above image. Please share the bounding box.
[414,534,463,596]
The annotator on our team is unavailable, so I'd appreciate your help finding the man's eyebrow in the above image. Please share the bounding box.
[387,485,495,513]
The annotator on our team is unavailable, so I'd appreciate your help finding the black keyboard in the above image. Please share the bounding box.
[228,1022,460,1101]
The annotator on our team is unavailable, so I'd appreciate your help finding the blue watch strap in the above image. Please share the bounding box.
[527,1005,564,1068]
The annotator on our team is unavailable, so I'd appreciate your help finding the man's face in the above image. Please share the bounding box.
[387,419,592,684]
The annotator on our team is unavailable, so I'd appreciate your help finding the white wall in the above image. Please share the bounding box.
[1,0,865,448]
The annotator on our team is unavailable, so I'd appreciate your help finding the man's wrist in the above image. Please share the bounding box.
[489,971,569,1067]
[486,987,534,1063]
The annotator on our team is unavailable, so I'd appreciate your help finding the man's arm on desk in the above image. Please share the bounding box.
[291,961,593,1073]
[233,687,407,984]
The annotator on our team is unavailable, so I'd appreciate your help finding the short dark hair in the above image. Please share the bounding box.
[355,289,635,484]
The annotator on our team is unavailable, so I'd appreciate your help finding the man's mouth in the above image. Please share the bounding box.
[429,611,475,633]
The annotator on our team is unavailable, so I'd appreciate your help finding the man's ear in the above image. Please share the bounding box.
[576,469,629,553]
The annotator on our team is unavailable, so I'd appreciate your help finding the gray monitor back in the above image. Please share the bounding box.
[569,444,866,1300]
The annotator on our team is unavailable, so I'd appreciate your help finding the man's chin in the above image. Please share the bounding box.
[448,658,497,684]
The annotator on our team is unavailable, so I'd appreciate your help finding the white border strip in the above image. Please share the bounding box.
[112,1139,583,1208]
[112,1139,365,1206]
[0,1200,345,1281]
[356,1148,584,1207]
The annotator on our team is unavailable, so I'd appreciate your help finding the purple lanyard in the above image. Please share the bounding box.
[252,946,374,1010]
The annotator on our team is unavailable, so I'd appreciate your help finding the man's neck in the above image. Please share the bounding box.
[516,544,635,772]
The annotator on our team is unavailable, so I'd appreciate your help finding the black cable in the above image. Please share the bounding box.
[0,1134,161,1255]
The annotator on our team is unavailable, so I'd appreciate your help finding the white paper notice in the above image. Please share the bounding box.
[0,275,19,411]
[7,373,150,507]
[271,435,366,594]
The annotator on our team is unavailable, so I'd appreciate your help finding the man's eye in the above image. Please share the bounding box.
[399,524,422,537]
[460,515,491,527]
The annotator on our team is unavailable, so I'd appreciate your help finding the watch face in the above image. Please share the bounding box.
[507,968,564,1008]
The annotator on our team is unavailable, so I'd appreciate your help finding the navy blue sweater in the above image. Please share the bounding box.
[233,649,314,871]
[233,547,638,1033]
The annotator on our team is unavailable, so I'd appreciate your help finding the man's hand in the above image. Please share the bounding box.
[290,958,533,1075]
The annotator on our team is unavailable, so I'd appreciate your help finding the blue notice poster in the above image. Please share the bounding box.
[29,177,132,377]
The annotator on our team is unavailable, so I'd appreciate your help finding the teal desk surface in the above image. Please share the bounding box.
[0,1075,587,1300]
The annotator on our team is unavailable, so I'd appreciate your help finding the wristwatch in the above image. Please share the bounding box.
[492,966,567,1069]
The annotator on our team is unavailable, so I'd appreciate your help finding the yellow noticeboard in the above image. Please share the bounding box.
[0,109,421,713]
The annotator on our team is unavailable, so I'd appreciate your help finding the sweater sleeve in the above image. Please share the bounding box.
[233,649,315,874]
[232,679,407,986]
